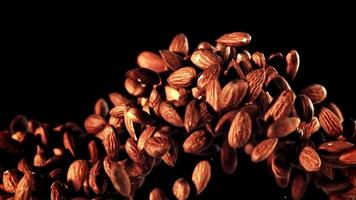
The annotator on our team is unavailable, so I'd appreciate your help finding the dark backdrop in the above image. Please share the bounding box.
[1,6,355,199]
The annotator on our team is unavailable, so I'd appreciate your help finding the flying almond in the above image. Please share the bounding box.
[251,138,278,163]
[319,106,343,137]
[216,32,251,47]
[267,117,301,138]
[191,49,222,69]
[228,110,252,148]
[299,146,321,172]
[192,160,211,195]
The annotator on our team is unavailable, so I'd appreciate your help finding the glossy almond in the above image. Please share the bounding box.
[149,187,168,200]
[285,50,300,80]
[159,102,184,127]
[228,111,252,148]
[300,116,320,138]
[84,114,107,134]
[294,95,314,122]
[205,78,222,114]
[216,32,251,47]
[319,141,354,154]
[319,106,343,137]
[183,130,212,154]
[251,138,278,163]
[103,157,131,197]
[300,84,327,104]
[299,146,321,172]
[184,100,200,133]
[191,49,222,69]
[169,33,189,55]
[197,64,221,89]
[246,68,266,102]
[267,117,301,138]
[144,136,171,158]
[137,51,168,73]
[67,160,89,192]
[192,160,211,195]
[264,89,295,122]
[167,67,196,88]
[339,148,356,165]
[102,125,120,159]
[220,79,248,111]
[173,178,190,200]
[160,50,184,71]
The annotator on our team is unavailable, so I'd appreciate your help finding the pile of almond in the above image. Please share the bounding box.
[1,32,355,200]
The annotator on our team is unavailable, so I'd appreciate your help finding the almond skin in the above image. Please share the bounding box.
[216,32,251,47]
[183,130,212,154]
[251,138,278,163]
[191,49,222,69]
[192,160,211,195]
[319,106,343,137]
[228,110,252,148]
[299,146,321,172]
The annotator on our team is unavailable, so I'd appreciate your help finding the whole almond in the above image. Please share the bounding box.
[299,146,321,172]
[319,141,354,154]
[264,89,295,122]
[300,84,327,104]
[300,116,321,138]
[159,102,184,127]
[137,51,168,73]
[216,32,251,47]
[167,67,196,88]
[192,160,211,195]
[94,98,109,118]
[169,33,189,55]
[144,136,171,158]
[246,68,266,102]
[14,173,32,200]
[214,110,239,136]
[89,160,108,195]
[267,117,301,138]
[162,140,179,167]
[319,106,343,137]
[126,107,154,125]
[67,160,89,192]
[137,126,156,151]
[251,138,278,163]
[291,172,307,200]
[220,79,248,111]
[285,50,300,80]
[84,114,107,134]
[103,157,131,197]
[149,187,168,200]
[252,51,266,68]
[160,50,184,71]
[102,125,120,159]
[327,102,344,122]
[125,137,147,164]
[228,111,252,148]
[197,64,221,89]
[184,99,200,133]
[173,178,190,200]
[183,130,212,154]
[294,95,314,122]
[339,148,356,165]
[191,49,222,69]
[205,78,222,114]
[125,67,160,85]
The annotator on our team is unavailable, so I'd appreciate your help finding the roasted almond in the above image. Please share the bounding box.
[149,187,168,200]
[197,64,221,89]
[246,68,266,102]
[220,79,248,111]
[137,51,168,73]
[191,49,222,69]
[167,67,196,88]
[319,106,343,137]
[169,33,189,56]
[294,95,314,122]
[300,116,321,138]
[300,84,327,104]
[251,138,278,163]
[67,160,89,192]
[183,130,212,154]
[339,148,356,165]
[103,157,131,197]
[228,110,252,148]
[216,32,251,47]
[205,78,222,114]
[319,141,354,154]
[267,117,301,138]
[264,89,295,122]
[102,125,120,159]
[144,136,171,158]
[184,99,200,133]
[160,50,184,71]
[159,102,184,127]
[285,49,300,80]
[192,160,211,195]
[173,178,190,200]
[299,146,321,172]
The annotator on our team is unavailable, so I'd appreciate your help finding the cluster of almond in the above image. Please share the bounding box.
[1,32,356,200]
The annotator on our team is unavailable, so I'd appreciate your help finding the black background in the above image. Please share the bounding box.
[1,5,355,199]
